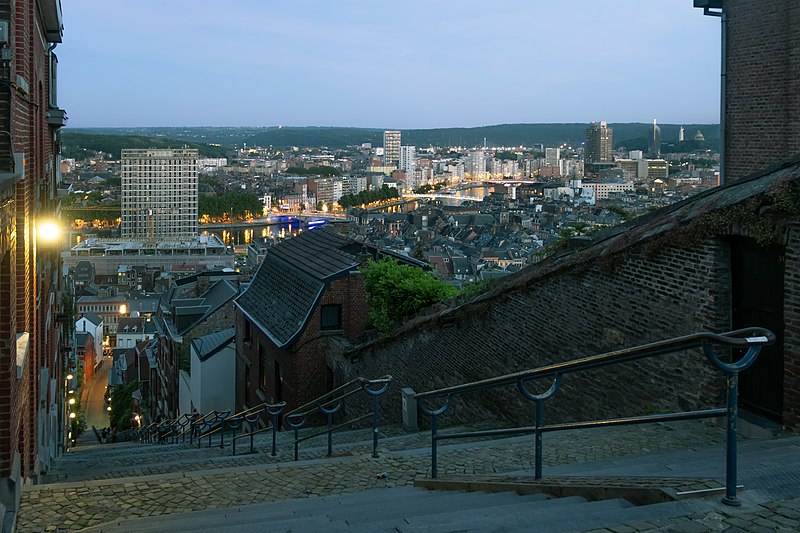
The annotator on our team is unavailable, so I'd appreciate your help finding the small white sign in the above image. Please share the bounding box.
[746,336,769,343]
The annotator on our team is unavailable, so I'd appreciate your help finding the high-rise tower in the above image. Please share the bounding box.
[648,119,662,158]
[585,121,613,163]
[121,148,199,241]
[383,131,401,167]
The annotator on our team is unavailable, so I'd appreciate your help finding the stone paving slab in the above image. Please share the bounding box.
[15,420,800,533]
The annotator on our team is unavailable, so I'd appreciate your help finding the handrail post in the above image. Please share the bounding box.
[723,370,740,506]
[431,413,438,479]
[372,395,380,458]
[294,426,299,461]
[271,413,277,456]
[326,411,333,456]
[534,399,544,480]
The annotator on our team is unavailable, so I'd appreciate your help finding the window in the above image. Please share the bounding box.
[320,304,342,331]
[243,320,252,344]
[258,344,267,392]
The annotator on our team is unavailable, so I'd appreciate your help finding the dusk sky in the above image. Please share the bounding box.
[59,1,721,129]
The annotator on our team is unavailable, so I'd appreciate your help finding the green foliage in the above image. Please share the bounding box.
[64,124,719,151]
[460,280,489,300]
[362,258,458,335]
[339,185,399,208]
[494,151,518,161]
[199,191,263,218]
[60,203,121,224]
[61,132,227,160]
[605,205,634,222]
[109,380,138,430]
[285,165,340,176]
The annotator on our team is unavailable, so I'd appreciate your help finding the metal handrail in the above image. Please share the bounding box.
[415,328,776,400]
[284,375,392,461]
[284,377,365,419]
[414,328,775,507]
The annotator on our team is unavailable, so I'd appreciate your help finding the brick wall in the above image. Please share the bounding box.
[236,273,370,417]
[0,0,61,487]
[724,0,800,180]
[331,238,735,429]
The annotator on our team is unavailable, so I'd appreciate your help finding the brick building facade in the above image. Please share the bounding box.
[0,0,65,529]
[235,226,369,415]
[720,0,800,181]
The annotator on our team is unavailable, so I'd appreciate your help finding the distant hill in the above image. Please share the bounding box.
[64,123,719,152]
[61,132,228,160]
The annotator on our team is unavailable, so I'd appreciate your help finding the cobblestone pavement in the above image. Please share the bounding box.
[580,496,800,532]
[16,420,800,532]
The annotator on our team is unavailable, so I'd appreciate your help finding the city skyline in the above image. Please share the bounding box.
[58,1,721,129]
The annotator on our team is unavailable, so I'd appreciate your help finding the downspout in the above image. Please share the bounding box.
[702,4,725,185]
[719,8,726,186]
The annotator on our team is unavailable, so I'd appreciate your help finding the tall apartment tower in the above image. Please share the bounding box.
[585,121,613,163]
[383,131,401,167]
[648,119,662,158]
[121,148,199,240]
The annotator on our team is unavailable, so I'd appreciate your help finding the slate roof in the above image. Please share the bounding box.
[74,260,94,282]
[75,332,90,348]
[191,328,235,362]
[236,226,359,348]
[79,312,103,327]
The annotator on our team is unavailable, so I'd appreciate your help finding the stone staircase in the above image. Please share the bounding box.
[17,420,800,532]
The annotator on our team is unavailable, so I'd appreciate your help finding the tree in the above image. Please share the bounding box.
[362,258,458,335]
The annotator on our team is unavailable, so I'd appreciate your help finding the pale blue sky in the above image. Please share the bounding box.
[58,1,721,129]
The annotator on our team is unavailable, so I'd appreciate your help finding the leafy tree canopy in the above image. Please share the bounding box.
[285,165,340,176]
[199,192,263,219]
[494,151,518,161]
[362,258,457,335]
[339,185,399,208]
[61,132,227,160]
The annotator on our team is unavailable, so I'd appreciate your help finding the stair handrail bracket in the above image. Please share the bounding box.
[283,374,393,461]
[414,328,775,506]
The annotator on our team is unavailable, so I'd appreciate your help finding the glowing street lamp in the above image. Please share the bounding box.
[37,219,62,244]
[68,398,75,405]
[68,412,76,419]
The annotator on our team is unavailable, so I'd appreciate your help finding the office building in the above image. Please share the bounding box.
[648,119,662,158]
[121,148,199,241]
[545,147,560,167]
[383,131,401,167]
[585,121,614,163]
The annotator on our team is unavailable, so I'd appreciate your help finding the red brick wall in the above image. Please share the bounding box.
[724,0,800,180]
[236,273,370,416]
[0,0,61,482]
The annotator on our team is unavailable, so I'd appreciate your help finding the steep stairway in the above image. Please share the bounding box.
[18,420,800,533]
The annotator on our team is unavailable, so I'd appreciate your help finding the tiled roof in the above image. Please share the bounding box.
[191,328,235,362]
[79,312,103,326]
[236,226,358,348]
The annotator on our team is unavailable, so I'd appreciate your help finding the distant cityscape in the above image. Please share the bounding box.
[60,119,719,289]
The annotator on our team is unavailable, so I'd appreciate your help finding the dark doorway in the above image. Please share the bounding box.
[730,237,784,423]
